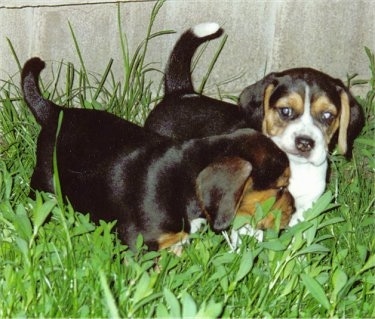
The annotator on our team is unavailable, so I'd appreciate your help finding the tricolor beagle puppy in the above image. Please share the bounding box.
[239,68,364,224]
[144,23,364,226]
[22,57,294,251]
[145,23,245,140]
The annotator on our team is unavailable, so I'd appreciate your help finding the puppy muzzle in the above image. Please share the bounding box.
[295,135,315,155]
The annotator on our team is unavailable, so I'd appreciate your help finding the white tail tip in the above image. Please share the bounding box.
[192,22,220,38]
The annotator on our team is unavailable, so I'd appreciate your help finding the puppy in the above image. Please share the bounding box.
[22,57,294,251]
[145,22,245,140]
[144,23,364,225]
[239,68,364,224]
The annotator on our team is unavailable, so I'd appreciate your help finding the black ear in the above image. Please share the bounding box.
[238,73,277,131]
[196,157,252,231]
[336,85,365,157]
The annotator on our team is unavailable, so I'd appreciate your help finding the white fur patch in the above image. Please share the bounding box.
[192,22,220,38]
[268,85,329,226]
[288,159,327,226]
[190,218,207,233]
[270,85,327,167]
[223,226,264,253]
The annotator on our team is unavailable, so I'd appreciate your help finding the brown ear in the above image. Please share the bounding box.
[337,88,365,156]
[261,84,275,135]
[238,73,276,132]
[196,157,252,231]
[337,91,350,154]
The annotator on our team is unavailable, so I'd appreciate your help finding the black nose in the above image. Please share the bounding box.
[295,136,315,152]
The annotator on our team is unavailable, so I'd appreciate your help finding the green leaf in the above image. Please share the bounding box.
[301,274,330,310]
[99,271,120,318]
[335,249,348,264]
[332,268,348,301]
[212,252,236,266]
[163,288,181,318]
[32,195,56,229]
[260,196,276,214]
[355,137,375,147]
[196,299,223,319]
[14,205,32,240]
[232,215,252,230]
[359,254,375,274]
[15,237,29,258]
[156,303,169,318]
[318,217,345,228]
[304,219,318,245]
[133,272,153,304]
[295,244,330,256]
[181,292,197,318]
[280,275,298,297]
[235,251,253,282]
[304,191,333,221]
[135,233,144,251]
[357,244,368,264]
[260,240,286,251]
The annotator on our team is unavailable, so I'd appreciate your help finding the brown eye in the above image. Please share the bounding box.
[321,112,335,125]
[278,107,295,120]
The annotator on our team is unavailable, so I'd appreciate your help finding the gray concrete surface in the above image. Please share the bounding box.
[1,0,374,97]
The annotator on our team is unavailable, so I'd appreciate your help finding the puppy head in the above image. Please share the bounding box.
[237,166,294,229]
[239,68,364,165]
[196,157,294,231]
[196,157,252,231]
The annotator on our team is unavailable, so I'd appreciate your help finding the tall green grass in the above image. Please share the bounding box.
[0,1,374,317]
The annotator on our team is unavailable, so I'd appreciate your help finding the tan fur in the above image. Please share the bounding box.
[262,85,346,149]
[236,167,293,229]
[262,84,277,135]
[338,91,351,154]
[262,87,305,137]
[157,232,189,251]
[311,95,340,143]
[275,92,304,113]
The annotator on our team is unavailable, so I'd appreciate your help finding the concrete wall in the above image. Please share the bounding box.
[1,0,374,97]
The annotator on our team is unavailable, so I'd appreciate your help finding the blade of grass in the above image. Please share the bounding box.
[198,34,228,93]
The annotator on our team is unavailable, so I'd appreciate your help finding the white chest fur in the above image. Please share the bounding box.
[288,158,327,225]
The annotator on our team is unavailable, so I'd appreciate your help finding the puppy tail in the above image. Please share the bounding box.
[21,57,57,125]
[165,22,223,95]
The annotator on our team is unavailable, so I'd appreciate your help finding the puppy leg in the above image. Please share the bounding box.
[157,232,190,256]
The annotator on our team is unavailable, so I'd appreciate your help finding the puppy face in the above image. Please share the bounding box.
[239,68,365,165]
[263,80,341,166]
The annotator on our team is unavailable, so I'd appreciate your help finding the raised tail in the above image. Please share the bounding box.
[164,22,223,95]
[21,57,57,125]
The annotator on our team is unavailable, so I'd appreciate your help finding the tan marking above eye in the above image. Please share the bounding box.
[275,92,304,115]
[311,95,340,142]
[311,95,338,119]
[263,91,304,136]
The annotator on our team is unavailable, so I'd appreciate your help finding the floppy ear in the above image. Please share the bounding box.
[261,84,276,135]
[337,87,365,156]
[238,73,276,131]
[196,157,252,231]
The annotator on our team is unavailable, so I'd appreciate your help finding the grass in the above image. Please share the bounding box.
[0,1,374,317]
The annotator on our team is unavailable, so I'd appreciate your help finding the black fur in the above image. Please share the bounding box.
[144,26,364,157]
[145,25,246,140]
[22,57,292,250]
[239,68,365,156]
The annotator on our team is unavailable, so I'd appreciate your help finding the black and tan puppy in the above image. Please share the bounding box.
[145,22,245,140]
[22,57,294,251]
[239,68,364,224]
[144,23,364,226]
